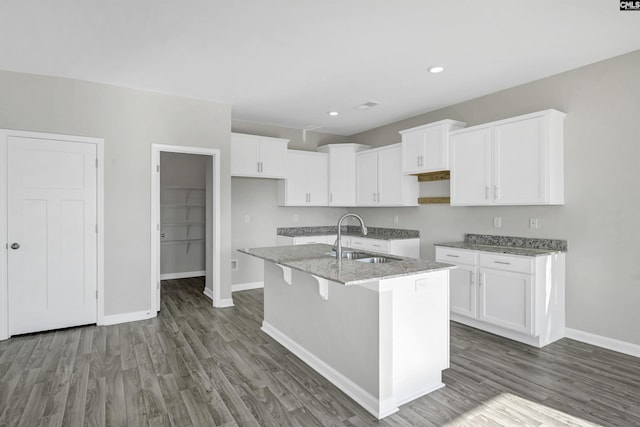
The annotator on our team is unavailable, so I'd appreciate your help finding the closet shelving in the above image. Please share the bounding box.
[160,186,206,253]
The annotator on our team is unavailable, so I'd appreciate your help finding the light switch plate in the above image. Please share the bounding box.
[493,217,502,228]
[529,218,539,229]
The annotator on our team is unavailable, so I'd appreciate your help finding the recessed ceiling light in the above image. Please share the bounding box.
[428,66,445,74]
[328,111,339,116]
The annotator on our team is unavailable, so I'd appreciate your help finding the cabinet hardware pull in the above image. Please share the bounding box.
[257,162,260,173]
[494,185,500,199]
[373,192,377,203]
[330,193,333,203]
[417,156,420,167]
[377,192,380,203]
[308,193,311,203]
[485,186,489,199]
[446,254,459,258]
[494,261,511,265]
[479,274,484,286]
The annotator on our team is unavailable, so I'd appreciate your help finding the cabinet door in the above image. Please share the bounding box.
[401,131,424,174]
[449,264,477,319]
[421,125,448,172]
[478,268,532,335]
[258,140,287,179]
[356,151,378,206]
[285,151,310,205]
[377,146,404,205]
[328,148,355,206]
[493,116,546,204]
[231,135,260,176]
[306,153,328,206]
[450,128,492,205]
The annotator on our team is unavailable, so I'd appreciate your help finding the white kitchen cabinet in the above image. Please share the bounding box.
[400,120,466,174]
[278,234,420,258]
[317,143,370,206]
[349,236,420,258]
[450,109,565,206]
[435,247,477,318]
[231,133,289,178]
[356,144,418,206]
[435,246,565,348]
[277,150,328,206]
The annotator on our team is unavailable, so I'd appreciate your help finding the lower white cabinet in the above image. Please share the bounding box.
[436,246,565,347]
[278,234,420,258]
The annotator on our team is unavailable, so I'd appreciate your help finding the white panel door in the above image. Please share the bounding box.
[230,134,259,176]
[450,128,492,205]
[449,264,477,319]
[356,151,378,206]
[258,140,287,179]
[305,153,328,206]
[285,151,311,205]
[421,125,448,172]
[493,116,546,204]
[8,137,97,335]
[478,269,532,335]
[378,146,403,205]
[401,131,423,174]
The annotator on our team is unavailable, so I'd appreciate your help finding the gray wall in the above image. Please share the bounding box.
[0,70,233,315]
[349,50,640,346]
[230,121,349,285]
[160,152,207,275]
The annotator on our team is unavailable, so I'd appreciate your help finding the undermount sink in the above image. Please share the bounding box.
[356,256,392,264]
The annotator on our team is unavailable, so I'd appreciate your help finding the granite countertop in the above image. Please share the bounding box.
[239,244,454,286]
[435,234,568,257]
[277,226,419,240]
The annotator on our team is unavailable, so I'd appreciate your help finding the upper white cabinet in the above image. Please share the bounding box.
[356,144,418,206]
[450,109,565,206]
[317,143,370,206]
[400,120,466,174]
[277,150,328,206]
[231,133,289,178]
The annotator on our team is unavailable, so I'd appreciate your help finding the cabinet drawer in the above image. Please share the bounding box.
[294,235,330,245]
[349,237,389,253]
[479,253,533,274]
[435,247,477,265]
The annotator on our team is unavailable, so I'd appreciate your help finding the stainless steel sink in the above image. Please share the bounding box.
[341,251,371,260]
[356,255,401,264]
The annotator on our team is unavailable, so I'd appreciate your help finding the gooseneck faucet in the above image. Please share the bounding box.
[336,213,368,260]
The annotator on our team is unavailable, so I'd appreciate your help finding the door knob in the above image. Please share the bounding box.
[10,243,20,250]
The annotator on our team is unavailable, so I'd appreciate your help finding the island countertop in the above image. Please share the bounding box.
[239,243,455,286]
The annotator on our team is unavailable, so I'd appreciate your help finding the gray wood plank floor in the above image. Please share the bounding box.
[1,277,638,426]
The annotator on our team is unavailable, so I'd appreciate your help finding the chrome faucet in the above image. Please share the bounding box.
[336,213,367,260]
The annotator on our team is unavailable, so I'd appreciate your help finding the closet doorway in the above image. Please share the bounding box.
[150,145,221,312]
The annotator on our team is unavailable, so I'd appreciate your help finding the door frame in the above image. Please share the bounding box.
[150,144,221,312]
[0,129,104,341]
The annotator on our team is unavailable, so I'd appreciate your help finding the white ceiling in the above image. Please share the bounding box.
[1,1,639,135]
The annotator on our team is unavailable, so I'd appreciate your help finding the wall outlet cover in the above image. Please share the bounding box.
[493,217,502,228]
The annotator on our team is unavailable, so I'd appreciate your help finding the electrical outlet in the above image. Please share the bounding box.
[231,259,238,270]
[244,214,250,223]
[293,214,299,222]
[529,218,539,229]
[493,217,502,228]
[393,215,399,224]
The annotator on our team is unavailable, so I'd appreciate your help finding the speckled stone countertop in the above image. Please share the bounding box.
[277,226,419,240]
[239,244,454,286]
[435,233,568,256]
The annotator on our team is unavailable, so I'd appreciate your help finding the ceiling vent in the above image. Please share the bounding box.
[354,101,380,111]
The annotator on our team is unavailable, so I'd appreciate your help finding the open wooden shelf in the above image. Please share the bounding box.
[412,171,451,204]
[418,197,450,204]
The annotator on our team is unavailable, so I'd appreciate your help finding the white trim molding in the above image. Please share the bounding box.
[160,271,206,281]
[101,310,154,326]
[202,288,234,308]
[232,281,264,292]
[565,328,640,358]
[262,321,399,419]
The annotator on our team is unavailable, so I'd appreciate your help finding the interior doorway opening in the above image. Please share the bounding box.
[151,145,221,312]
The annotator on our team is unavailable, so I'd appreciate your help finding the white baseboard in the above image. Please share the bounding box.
[160,270,205,280]
[202,288,235,308]
[214,298,234,308]
[565,328,640,358]
[232,281,264,292]
[101,310,155,326]
[261,321,397,419]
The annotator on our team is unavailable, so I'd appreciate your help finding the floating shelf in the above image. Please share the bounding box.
[161,186,205,190]
[418,197,450,204]
[162,222,205,226]
[413,171,451,204]
[160,204,205,208]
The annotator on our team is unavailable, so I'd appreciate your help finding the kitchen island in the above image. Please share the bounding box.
[239,244,456,419]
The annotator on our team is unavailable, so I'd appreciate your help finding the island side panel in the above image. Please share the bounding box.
[385,270,450,405]
[261,261,381,400]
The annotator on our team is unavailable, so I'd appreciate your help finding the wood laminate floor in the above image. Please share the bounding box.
[1,277,639,426]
